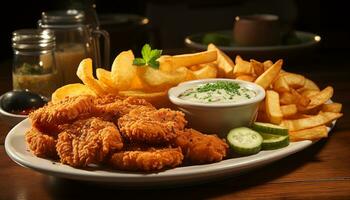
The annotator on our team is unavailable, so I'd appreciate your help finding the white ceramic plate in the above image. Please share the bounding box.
[5,118,333,187]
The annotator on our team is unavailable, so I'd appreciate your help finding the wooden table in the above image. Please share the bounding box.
[0,51,349,200]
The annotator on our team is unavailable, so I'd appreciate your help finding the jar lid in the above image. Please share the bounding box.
[12,29,55,50]
[40,9,85,27]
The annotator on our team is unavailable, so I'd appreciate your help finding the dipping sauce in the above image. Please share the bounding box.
[178,81,256,103]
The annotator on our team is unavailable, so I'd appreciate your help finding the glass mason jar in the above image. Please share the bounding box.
[12,29,62,98]
[38,9,110,84]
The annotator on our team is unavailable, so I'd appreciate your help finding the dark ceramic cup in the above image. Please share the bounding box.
[233,14,281,46]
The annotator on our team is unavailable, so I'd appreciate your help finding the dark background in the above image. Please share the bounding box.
[0,0,348,62]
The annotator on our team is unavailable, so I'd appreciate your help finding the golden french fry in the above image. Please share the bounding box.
[301,86,334,111]
[280,112,343,131]
[273,75,290,93]
[111,50,137,90]
[279,92,296,105]
[51,83,96,103]
[265,90,283,124]
[96,68,118,90]
[255,59,283,89]
[76,58,107,96]
[163,50,217,68]
[259,100,266,111]
[321,103,342,113]
[289,125,328,142]
[250,59,265,76]
[158,55,174,72]
[300,89,319,98]
[192,64,218,79]
[208,43,234,78]
[118,90,169,108]
[263,60,273,71]
[236,75,255,82]
[281,104,298,117]
[233,55,253,76]
[298,78,320,92]
[281,72,306,89]
[257,111,270,123]
[290,89,311,108]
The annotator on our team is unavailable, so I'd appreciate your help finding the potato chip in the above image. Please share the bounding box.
[76,58,107,96]
[111,50,137,90]
[51,83,96,103]
[96,68,118,90]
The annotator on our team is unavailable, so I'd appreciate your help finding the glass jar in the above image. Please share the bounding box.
[12,29,61,98]
[38,9,110,84]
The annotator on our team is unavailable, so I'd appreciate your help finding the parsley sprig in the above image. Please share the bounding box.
[133,44,162,69]
[196,81,241,94]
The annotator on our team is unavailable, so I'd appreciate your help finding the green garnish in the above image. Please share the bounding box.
[196,81,240,94]
[133,44,162,69]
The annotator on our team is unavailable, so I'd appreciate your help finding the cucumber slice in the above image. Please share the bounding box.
[260,133,290,150]
[227,127,263,155]
[252,122,288,136]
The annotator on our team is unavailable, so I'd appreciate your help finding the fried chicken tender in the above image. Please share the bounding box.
[25,128,57,158]
[29,95,95,133]
[174,129,228,164]
[118,107,187,144]
[56,117,123,167]
[109,147,183,171]
[95,95,155,119]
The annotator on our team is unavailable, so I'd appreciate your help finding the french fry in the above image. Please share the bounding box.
[192,64,218,79]
[300,89,319,98]
[301,86,334,111]
[250,59,265,76]
[279,92,296,105]
[281,104,298,117]
[208,43,234,78]
[273,75,290,93]
[265,90,283,124]
[233,55,253,76]
[290,89,311,108]
[289,125,328,142]
[164,50,217,68]
[76,58,107,96]
[282,72,306,89]
[321,103,342,113]
[236,75,255,82]
[111,50,137,90]
[255,59,283,89]
[280,112,343,131]
[298,78,320,92]
[263,60,273,71]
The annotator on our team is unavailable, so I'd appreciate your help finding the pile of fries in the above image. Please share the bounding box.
[52,43,343,142]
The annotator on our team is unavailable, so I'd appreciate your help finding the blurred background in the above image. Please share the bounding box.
[0,0,347,63]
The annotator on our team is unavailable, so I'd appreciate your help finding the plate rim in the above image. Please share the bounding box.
[185,30,321,52]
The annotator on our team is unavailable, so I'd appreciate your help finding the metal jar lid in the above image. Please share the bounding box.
[12,29,55,50]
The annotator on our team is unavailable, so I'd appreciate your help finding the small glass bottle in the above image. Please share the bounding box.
[12,29,62,98]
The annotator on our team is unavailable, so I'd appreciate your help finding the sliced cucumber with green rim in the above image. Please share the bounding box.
[260,133,290,150]
[227,127,263,155]
[252,122,288,136]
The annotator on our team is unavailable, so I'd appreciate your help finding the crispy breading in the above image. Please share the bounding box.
[29,95,96,133]
[25,128,57,158]
[174,129,228,164]
[56,118,123,167]
[118,107,187,144]
[109,147,183,171]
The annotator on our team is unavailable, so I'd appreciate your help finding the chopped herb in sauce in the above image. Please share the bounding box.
[178,81,256,103]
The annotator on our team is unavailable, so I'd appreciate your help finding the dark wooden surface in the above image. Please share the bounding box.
[0,51,349,200]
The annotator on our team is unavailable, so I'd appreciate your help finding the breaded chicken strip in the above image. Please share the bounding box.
[174,129,228,164]
[25,128,57,158]
[29,95,95,133]
[56,117,123,167]
[118,107,187,144]
[109,147,183,171]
